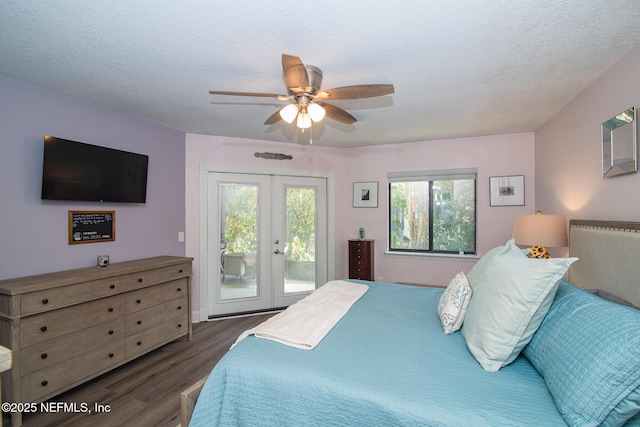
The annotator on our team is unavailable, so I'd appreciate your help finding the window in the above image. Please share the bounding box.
[388,168,477,254]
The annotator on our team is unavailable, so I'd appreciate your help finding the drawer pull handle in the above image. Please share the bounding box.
[177,323,182,328]
[136,299,141,304]
[177,287,182,292]
[109,284,115,289]
[40,353,48,359]
[137,278,143,283]
[108,353,114,358]
[177,305,182,310]
[108,307,114,312]
[40,326,47,332]
[108,330,114,335]
[137,320,142,325]
[41,380,48,387]
[137,341,142,346]
[179,269,184,273]
[42,298,49,304]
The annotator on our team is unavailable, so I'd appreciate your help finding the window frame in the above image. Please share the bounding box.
[387,168,477,255]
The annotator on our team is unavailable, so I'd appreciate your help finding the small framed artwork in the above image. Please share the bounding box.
[353,182,378,208]
[489,175,525,206]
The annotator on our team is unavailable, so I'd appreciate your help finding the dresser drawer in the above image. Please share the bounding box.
[125,295,187,333]
[19,262,191,316]
[125,312,188,359]
[22,341,125,402]
[20,295,124,348]
[21,277,124,316]
[349,240,370,253]
[120,262,192,292]
[125,278,188,313]
[21,318,124,375]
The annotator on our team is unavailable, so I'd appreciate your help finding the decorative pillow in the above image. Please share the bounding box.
[465,245,504,291]
[524,280,640,427]
[437,271,472,334]
[461,239,578,372]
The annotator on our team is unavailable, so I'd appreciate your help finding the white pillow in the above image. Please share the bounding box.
[437,271,472,334]
[461,239,578,372]
[465,245,504,291]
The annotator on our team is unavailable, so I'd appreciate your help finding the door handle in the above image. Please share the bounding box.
[274,249,284,254]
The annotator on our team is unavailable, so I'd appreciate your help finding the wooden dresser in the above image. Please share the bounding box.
[0,256,192,426]
[348,240,374,281]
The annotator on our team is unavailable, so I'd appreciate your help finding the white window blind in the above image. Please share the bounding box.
[388,168,477,182]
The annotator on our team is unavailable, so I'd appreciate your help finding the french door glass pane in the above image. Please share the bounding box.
[220,183,259,301]
[284,187,316,294]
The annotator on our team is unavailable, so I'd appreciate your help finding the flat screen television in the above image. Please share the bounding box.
[41,135,149,203]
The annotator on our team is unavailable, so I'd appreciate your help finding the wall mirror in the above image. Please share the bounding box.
[602,106,637,177]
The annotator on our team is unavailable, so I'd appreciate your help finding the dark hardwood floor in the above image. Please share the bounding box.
[6,314,273,427]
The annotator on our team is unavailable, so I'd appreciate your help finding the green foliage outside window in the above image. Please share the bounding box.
[221,184,258,254]
[285,188,316,262]
[390,179,476,253]
[221,184,317,262]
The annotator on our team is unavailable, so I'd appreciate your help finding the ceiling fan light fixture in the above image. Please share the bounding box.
[307,103,326,122]
[209,54,395,132]
[279,103,298,123]
[297,112,311,129]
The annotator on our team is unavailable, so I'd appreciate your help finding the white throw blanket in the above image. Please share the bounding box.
[232,280,369,350]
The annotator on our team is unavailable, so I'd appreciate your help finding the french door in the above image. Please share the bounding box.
[206,172,328,317]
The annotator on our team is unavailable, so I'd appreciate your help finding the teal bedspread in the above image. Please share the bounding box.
[189,281,567,426]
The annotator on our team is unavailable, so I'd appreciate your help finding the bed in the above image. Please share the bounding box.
[183,220,640,426]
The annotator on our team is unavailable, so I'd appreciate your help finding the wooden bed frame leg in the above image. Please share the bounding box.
[180,375,208,427]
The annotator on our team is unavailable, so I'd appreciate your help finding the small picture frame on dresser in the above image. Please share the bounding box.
[353,182,378,208]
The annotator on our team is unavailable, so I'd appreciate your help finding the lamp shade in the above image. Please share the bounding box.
[512,213,568,248]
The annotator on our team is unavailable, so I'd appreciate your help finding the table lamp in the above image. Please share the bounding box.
[512,211,568,258]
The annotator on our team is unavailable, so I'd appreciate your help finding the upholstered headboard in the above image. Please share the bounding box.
[568,219,640,308]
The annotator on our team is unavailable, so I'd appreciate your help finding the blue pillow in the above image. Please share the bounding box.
[524,280,640,426]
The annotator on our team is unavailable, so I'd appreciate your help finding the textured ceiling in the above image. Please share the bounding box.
[2,1,640,148]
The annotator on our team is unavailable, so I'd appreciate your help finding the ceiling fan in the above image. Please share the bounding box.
[209,54,394,129]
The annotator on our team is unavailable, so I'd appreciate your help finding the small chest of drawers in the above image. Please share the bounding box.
[348,240,374,281]
[0,256,192,427]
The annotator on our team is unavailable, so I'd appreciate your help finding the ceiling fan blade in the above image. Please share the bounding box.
[210,90,288,100]
[316,84,395,100]
[282,54,309,94]
[264,108,283,125]
[316,101,357,124]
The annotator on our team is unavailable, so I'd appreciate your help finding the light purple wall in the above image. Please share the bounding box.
[535,43,640,223]
[186,132,535,314]
[0,76,186,280]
